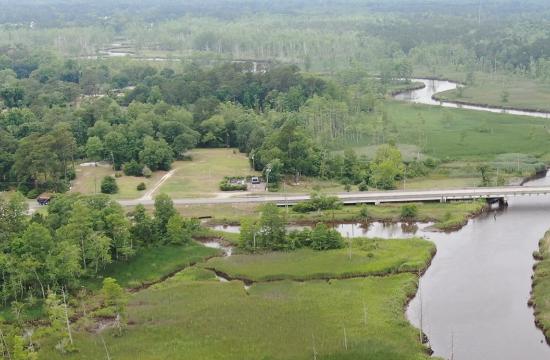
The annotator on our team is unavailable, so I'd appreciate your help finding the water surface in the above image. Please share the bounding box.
[407,174,550,359]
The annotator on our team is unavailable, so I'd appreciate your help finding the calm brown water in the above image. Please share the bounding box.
[407,173,550,359]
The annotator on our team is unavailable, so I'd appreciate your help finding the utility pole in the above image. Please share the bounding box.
[265,167,272,191]
[478,0,482,26]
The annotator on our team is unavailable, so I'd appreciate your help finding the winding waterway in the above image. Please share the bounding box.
[394,78,550,119]
[407,174,550,359]
[395,81,550,358]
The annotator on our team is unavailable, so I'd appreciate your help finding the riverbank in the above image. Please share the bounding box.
[433,91,550,116]
[200,201,488,233]
[40,236,437,359]
[531,230,550,344]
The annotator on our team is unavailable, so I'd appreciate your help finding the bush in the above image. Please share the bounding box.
[359,205,369,220]
[26,188,41,199]
[114,172,123,178]
[142,166,153,178]
[310,223,344,250]
[123,160,143,177]
[101,176,118,194]
[137,182,146,191]
[293,193,342,213]
[358,181,369,191]
[64,168,76,181]
[219,177,247,191]
[400,204,418,219]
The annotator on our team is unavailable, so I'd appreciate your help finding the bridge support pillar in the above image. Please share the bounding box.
[440,197,447,203]
[498,198,508,208]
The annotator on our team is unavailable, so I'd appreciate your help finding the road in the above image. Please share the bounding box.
[114,185,550,207]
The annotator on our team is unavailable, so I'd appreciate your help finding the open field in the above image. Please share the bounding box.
[377,101,550,161]
[416,69,550,112]
[84,243,219,290]
[43,275,431,360]
[532,231,550,342]
[158,148,260,198]
[204,238,435,282]
[71,164,166,200]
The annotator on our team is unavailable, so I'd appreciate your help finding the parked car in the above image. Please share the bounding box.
[251,176,260,184]
[37,193,54,205]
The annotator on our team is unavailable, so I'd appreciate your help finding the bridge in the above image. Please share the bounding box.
[117,185,550,207]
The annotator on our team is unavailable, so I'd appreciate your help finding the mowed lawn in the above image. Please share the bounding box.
[158,148,260,198]
[43,275,431,360]
[71,164,166,199]
[204,239,435,282]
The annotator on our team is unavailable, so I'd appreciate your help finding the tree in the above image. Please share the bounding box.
[139,137,173,171]
[166,214,191,244]
[154,194,176,236]
[370,144,404,190]
[401,204,418,219]
[310,223,344,250]
[257,204,287,250]
[131,204,155,246]
[45,291,74,353]
[85,136,103,162]
[101,176,118,194]
[239,218,259,251]
[101,278,128,336]
[477,164,491,187]
[0,86,25,108]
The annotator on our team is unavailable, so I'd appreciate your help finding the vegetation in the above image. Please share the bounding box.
[206,238,435,282]
[42,275,431,360]
[532,231,550,343]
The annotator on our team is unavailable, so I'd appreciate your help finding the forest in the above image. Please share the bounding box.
[2,1,550,359]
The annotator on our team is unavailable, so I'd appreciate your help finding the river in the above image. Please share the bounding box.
[394,78,550,119]
[406,174,550,359]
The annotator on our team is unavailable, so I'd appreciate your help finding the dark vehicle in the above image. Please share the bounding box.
[37,193,54,205]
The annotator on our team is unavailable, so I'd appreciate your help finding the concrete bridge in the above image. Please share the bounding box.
[117,185,550,207]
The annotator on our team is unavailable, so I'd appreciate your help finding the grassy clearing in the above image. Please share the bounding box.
[532,230,550,342]
[158,148,260,198]
[378,100,550,161]
[204,238,435,282]
[71,164,165,199]
[43,275,431,360]
[434,73,550,112]
[83,242,220,290]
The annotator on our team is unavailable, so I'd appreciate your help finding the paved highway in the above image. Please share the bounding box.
[115,185,550,207]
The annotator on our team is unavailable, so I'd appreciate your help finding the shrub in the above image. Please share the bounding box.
[310,223,344,250]
[358,181,369,191]
[400,204,418,219]
[64,168,76,181]
[137,182,146,191]
[123,160,143,176]
[219,177,247,191]
[359,205,369,220]
[26,188,40,199]
[101,176,118,194]
[142,166,153,178]
[114,172,123,178]
[293,193,342,213]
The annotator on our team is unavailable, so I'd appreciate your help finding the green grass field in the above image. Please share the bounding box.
[532,231,550,342]
[158,148,260,198]
[204,239,435,282]
[42,275,431,360]
[71,164,166,200]
[84,243,220,289]
[379,101,550,161]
